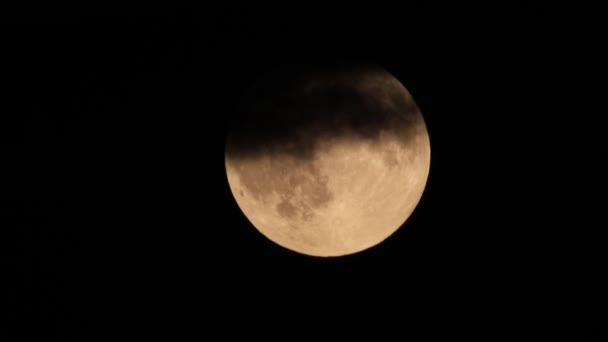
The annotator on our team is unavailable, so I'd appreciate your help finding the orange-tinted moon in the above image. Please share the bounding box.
[225,62,430,257]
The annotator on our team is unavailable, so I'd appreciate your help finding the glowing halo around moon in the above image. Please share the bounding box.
[225,62,430,257]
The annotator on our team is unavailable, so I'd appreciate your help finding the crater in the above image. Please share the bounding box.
[301,209,315,221]
[382,148,400,168]
[276,199,298,219]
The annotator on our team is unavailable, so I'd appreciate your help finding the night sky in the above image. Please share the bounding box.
[4,5,555,340]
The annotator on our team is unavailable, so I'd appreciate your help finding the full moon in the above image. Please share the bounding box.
[225,61,430,257]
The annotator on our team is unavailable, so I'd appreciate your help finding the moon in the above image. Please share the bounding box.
[225,61,430,257]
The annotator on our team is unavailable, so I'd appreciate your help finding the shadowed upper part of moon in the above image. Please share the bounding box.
[225,61,425,161]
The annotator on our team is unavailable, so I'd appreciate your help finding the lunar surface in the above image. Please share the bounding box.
[225,61,430,257]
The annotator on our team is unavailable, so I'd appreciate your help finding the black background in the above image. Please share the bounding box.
[1,4,568,340]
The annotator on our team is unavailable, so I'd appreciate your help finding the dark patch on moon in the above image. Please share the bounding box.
[382,148,400,168]
[273,161,334,222]
[225,59,424,162]
[300,209,315,222]
[230,156,334,222]
[276,199,298,219]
